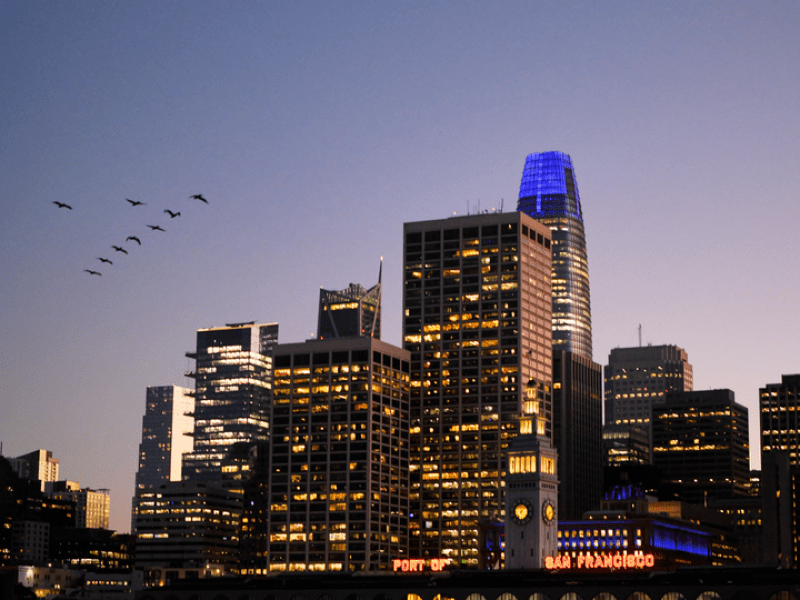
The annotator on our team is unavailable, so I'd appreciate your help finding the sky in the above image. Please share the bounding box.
[2,1,798,534]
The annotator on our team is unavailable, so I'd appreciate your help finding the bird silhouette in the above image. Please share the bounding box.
[53,201,73,210]
[147,224,165,232]
[126,236,141,245]
[112,245,128,254]
[190,194,208,203]
[164,209,181,218]
[98,257,113,265]
[84,269,102,276]
[126,198,146,206]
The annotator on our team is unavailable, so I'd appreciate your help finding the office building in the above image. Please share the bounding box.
[132,386,194,531]
[317,264,382,339]
[517,152,603,519]
[134,481,242,573]
[759,373,800,568]
[49,482,111,529]
[242,337,410,574]
[604,344,693,432]
[602,423,651,465]
[182,322,279,482]
[652,389,750,504]
[403,211,553,567]
[517,150,591,359]
[9,450,60,492]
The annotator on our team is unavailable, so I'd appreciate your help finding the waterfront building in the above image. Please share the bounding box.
[652,389,750,504]
[403,211,554,566]
[241,337,410,574]
[182,322,278,482]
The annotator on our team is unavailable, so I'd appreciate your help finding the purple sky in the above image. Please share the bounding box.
[2,1,798,533]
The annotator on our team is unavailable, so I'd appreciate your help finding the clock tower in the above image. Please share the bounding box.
[504,379,559,569]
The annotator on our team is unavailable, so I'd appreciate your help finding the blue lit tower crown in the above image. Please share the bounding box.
[517,152,592,360]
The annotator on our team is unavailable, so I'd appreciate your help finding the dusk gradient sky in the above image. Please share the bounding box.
[2,1,799,533]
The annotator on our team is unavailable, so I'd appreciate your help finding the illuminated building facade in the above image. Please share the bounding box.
[49,482,110,529]
[604,345,693,436]
[602,423,651,466]
[182,322,279,482]
[242,337,410,574]
[132,385,194,531]
[652,389,750,504]
[134,481,242,573]
[317,266,382,340]
[517,153,602,520]
[9,449,60,492]
[504,380,559,568]
[759,373,800,568]
[403,212,553,567]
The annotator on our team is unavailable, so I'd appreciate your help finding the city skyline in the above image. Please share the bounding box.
[2,2,799,533]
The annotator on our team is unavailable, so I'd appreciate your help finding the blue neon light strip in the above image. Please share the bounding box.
[517,151,583,221]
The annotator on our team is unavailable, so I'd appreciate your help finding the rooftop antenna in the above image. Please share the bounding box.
[638,324,642,347]
[501,198,504,212]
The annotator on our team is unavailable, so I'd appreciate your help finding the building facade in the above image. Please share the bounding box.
[241,337,411,574]
[49,482,110,529]
[403,212,554,567]
[317,265,382,340]
[9,450,60,492]
[182,322,279,482]
[132,385,194,531]
[604,345,693,434]
[652,389,750,504]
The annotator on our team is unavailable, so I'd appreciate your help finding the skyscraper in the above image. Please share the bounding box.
[518,152,603,519]
[403,212,553,567]
[131,385,194,532]
[652,389,750,504]
[317,264,382,340]
[604,344,693,430]
[517,151,591,359]
[182,322,279,482]
[241,337,410,573]
[8,450,60,492]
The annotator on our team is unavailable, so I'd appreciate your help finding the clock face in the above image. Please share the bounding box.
[542,500,555,524]
[512,500,532,525]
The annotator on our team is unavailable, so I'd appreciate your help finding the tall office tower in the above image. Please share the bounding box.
[135,386,194,490]
[242,338,410,574]
[131,386,194,531]
[552,352,602,519]
[517,151,591,359]
[403,212,553,567]
[317,264,382,340]
[518,152,603,519]
[759,373,800,568]
[604,345,693,430]
[9,450,60,491]
[504,380,559,569]
[652,389,750,504]
[49,482,111,529]
[182,322,279,482]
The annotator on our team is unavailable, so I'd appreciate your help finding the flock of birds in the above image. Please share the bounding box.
[53,194,208,276]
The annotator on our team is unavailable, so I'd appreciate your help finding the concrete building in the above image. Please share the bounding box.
[49,482,111,529]
[403,211,553,567]
[9,449,60,491]
[241,337,411,574]
[652,389,750,504]
[182,322,279,482]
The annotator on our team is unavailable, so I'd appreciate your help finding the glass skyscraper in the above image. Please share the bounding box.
[517,151,592,360]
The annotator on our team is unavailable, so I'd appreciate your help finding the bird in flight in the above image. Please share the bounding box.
[112,245,128,254]
[126,198,146,206]
[53,201,73,210]
[190,194,208,203]
[98,257,113,265]
[126,236,141,245]
[147,224,165,232]
[84,269,102,276]
[164,209,181,218]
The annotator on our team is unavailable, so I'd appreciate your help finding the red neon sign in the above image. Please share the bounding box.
[392,558,449,572]
[545,552,655,570]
